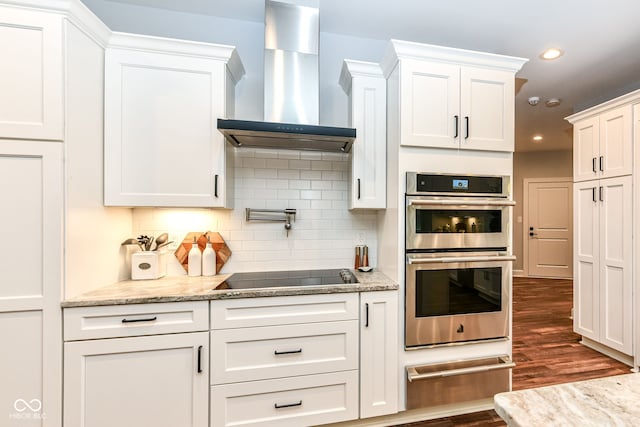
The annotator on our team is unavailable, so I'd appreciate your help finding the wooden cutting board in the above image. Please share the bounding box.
[174,231,231,274]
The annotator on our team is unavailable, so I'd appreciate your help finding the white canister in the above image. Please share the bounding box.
[131,251,167,280]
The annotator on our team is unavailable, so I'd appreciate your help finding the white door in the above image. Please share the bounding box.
[598,176,632,355]
[399,59,460,149]
[599,105,632,180]
[0,7,63,140]
[460,66,514,152]
[525,179,573,278]
[104,47,227,207]
[0,141,63,426]
[64,332,209,427]
[573,181,599,340]
[573,117,600,182]
[360,291,398,418]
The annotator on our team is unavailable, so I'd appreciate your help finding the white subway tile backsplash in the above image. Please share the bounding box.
[321,171,342,181]
[132,149,377,274]
[254,168,278,179]
[265,158,289,169]
[300,170,322,180]
[289,180,311,190]
[289,159,311,170]
[278,169,300,180]
[300,190,322,200]
[311,160,333,171]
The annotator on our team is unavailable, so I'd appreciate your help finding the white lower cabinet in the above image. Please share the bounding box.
[63,303,209,427]
[211,371,359,427]
[210,293,361,426]
[360,291,399,418]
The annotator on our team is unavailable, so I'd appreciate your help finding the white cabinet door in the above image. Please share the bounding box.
[341,60,387,209]
[573,106,632,183]
[0,141,63,426]
[64,332,209,427]
[104,48,229,207]
[600,105,632,180]
[460,67,514,152]
[0,6,63,140]
[573,181,600,340]
[573,117,600,182]
[399,59,460,149]
[598,176,632,354]
[360,291,398,418]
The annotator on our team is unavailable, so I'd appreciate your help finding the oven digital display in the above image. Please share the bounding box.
[452,179,469,190]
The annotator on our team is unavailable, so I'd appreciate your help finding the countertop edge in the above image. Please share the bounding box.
[62,270,398,308]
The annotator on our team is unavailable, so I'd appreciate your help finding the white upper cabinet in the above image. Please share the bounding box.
[383,40,527,152]
[568,102,632,182]
[0,6,63,140]
[104,33,244,207]
[340,60,387,209]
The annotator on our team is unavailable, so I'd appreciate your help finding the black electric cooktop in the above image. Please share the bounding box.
[214,268,357,290]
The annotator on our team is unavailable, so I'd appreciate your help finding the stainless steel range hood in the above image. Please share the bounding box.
[217,0,356,153]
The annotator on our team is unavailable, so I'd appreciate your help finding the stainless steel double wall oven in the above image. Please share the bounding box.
[405,173,515,348]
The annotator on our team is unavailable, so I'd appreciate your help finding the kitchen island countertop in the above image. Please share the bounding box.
[62,269,397,307]
[494,373,639,427]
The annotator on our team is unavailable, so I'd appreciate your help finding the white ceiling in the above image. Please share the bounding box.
[108,0,640,152]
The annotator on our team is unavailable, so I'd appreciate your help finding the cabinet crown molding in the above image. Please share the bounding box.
[339,60,384,94]
[565,88,640,124]
[2,0,111,46]
[380,39,528,78]
[108,32,246,83]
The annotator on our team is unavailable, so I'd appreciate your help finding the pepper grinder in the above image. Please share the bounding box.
[362,245,369,267]
[354,246,361,269]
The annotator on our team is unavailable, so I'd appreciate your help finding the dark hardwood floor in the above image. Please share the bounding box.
[394,277,631,427]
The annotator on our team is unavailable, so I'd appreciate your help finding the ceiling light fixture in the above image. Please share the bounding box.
[528,96,540,106]
[533,135,543,142]
[544,98,560,107]
[546,98,561,107]
[541,48,563,60]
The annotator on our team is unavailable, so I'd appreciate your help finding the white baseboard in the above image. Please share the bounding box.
[513,269,525,277]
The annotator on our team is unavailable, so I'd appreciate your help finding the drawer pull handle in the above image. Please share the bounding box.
[197,345,203,373]
[121,316,157,323]
[274,400,302,409]
[274,348,302,355]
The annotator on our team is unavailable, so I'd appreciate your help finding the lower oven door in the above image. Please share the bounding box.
[405,252,515,348]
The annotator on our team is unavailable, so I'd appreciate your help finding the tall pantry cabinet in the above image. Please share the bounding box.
[567,90,640,367]
[0,2,130,425]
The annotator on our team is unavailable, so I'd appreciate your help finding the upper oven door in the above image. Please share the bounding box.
[406,196,515,251]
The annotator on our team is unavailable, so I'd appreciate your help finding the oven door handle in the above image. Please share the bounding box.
[408,199,516,207]
[407,254,516,264]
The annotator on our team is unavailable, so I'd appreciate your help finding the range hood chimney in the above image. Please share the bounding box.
[217,0,356,153]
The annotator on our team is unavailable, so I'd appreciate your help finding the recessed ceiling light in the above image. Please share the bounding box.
[541,48,563,60]
[533,135,543,142]
[546,98,561,107]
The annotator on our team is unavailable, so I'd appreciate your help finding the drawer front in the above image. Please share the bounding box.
[64,301,209,341]
[210,293,358,329]
[210,371,358,427]
[211,321,358,384]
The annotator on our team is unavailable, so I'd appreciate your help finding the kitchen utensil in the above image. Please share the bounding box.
[155,241,173,250]
[121,238,143,251]
[154,233,169,250]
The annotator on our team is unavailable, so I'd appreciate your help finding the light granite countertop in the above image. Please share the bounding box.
[62,269,398,307]
[494,373,640,427]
